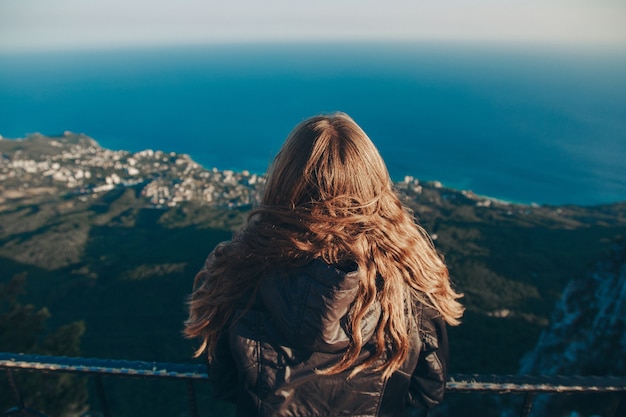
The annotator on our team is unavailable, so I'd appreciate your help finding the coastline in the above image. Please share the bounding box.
[1,132,625,209]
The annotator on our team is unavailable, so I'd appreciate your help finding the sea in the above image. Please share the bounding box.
[1,42,625,206]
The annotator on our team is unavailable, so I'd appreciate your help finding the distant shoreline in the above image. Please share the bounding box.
[2,132,625,208]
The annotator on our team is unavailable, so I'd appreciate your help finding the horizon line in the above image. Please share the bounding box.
[2,37,626,54]
[0,39,626,55]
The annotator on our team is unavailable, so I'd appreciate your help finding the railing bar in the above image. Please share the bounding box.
[520,392,534,417]
[0,353,207,380]
[446,373,626,393]
[2,353,626,395]
[94,375,111,417]
[187,380,199,417]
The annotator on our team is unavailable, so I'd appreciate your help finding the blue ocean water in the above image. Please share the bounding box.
[0,42,625,205]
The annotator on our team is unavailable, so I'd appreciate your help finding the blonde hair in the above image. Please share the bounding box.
[185,112,463,379]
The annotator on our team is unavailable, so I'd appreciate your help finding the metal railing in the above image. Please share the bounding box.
[1,352,625,417]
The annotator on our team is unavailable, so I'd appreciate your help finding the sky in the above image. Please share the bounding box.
[1,0,625,51]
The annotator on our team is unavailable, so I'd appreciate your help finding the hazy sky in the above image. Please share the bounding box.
[1,0,625,51]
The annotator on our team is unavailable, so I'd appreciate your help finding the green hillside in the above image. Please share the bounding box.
[2,183,624,372]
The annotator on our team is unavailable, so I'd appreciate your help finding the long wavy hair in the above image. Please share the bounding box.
[185,112,463,379]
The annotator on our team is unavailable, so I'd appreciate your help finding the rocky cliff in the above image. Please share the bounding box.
[518,238,626,416]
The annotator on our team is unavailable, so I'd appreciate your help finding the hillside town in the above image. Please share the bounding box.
[0,132,513,212]
[0,132,263,209]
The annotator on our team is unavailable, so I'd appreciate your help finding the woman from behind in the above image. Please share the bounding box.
[185,112,464,417]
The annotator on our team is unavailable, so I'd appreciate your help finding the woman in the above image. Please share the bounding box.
[185,113,464,417]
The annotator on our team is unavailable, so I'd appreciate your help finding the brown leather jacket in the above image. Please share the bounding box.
[205,258,449,417]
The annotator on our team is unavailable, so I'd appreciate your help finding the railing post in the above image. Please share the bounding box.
[2,369,48,417]
[615,392,626,417]
[520,392,534,417]
[5,369,25,409]
[187,380,199,417]
[94,375,111,417]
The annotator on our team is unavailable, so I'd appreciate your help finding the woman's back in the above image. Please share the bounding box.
[206,258,447,417]
[185,113,463,416]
